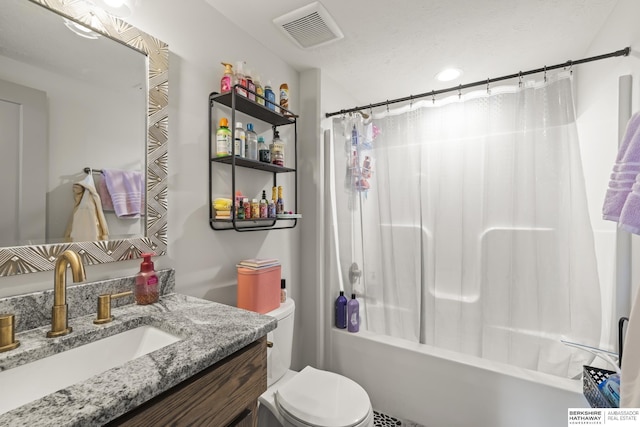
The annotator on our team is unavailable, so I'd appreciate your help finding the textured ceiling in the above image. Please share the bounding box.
[206,0,620,108]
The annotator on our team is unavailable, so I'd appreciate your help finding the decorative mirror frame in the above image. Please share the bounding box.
[0,0,168,276]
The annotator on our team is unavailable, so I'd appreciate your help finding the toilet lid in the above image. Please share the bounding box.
[275,366,371,427]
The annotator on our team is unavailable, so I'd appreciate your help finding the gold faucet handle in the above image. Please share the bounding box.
[94,291,133,325]
[0,314,20,352]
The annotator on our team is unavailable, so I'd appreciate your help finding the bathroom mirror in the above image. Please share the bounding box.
[0,0,168,276]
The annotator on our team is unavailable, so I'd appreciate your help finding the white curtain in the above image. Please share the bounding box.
[330,74,601,378]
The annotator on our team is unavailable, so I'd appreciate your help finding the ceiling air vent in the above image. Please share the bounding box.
[273,2,344,49]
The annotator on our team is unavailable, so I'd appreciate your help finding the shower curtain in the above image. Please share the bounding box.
[330,73,602,378]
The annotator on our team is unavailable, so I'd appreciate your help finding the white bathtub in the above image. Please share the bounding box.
[328,328,587,427]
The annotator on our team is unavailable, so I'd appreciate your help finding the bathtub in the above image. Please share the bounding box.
[328,328,587,427]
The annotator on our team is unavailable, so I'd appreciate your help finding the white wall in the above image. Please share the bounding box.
[576,0,640,351]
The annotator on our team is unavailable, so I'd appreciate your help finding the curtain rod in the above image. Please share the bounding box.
[325,47,630,118]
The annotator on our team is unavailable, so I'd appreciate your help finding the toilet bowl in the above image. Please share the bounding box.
[257,299,373,427]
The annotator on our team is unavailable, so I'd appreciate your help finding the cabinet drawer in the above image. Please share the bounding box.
[109,336,266,426]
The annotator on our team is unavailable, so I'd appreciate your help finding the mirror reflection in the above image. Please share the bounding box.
[0,0,147,246]
[0,0,168,276]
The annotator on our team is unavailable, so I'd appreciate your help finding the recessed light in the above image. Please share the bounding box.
[436,68,463,82]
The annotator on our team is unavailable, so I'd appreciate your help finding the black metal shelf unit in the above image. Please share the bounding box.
[208,87,298,231]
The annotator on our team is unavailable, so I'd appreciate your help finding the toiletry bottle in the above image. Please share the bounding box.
[268,199,276,218]
[280,279,287,303]
[216,118,231,157]
[264,81,276,111]
[135,253,159,305]
[237,199,245,220]
[234,121,245,157]
[255,75,265,106]
[220,62,233,93]
[272,186,278,204]
[279,83,289,115]
[270,130,285,167]
[335,291,347,329]
[277,186,284,214]
[347,293,359,332]
[258,136,270,163]
[243,197,251,219]
[235,61,247,97]
[251,199,259,218]
[246,123,258,160]
[260,190,268,218]
[245,68,256,101]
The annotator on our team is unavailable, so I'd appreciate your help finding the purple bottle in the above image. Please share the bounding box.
[335,291,347,329]
[347,293,360,333]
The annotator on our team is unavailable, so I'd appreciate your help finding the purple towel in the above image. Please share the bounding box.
[102,169,145,218]
[620,176,640,234]
[603,112,640,221]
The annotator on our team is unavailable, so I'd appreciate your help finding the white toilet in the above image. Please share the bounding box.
[257,298,374,427]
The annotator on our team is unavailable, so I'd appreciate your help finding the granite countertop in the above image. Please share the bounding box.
[0,293,277,426]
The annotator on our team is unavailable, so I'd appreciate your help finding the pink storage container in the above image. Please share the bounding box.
[237,264,281,314]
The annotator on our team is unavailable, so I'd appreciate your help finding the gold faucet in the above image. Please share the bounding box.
[47,250,86,338]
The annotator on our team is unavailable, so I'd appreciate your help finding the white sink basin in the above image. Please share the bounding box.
[0,325,181,415]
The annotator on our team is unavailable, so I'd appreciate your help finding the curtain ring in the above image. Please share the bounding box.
[409,95,413,108]
[544,65,547,83]
[518,71,523,88]
[432,90,435,104]
[458,84,462,99]
[486,78,491,95]
[569,60,573,76]
[386,101,389,113]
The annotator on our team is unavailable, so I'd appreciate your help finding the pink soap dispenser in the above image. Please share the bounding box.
[135,253,159,305]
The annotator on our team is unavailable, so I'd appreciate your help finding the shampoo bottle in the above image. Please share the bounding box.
[264,81,276,111]
[347,293,359,332]
[215,118,232,157]
[335,291,347,329]
[246,123,258,160]
[280,279,287,303]
[135,253,159,305]
[255,75,265,106]
[235,61,247,97]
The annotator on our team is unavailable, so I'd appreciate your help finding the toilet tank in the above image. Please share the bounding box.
[265,298,295,386]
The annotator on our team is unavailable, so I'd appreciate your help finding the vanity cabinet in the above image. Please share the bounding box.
[209,88,299,231]
[108,337,266,427]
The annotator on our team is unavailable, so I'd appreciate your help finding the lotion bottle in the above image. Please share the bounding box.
[347,293,359,332]
[135,253,159,305]
[335,291,347,329]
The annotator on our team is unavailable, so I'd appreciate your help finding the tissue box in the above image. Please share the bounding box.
[237,264,281,314]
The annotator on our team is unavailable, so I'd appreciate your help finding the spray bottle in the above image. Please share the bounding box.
[135,253,159,305]
[220,62,233,93]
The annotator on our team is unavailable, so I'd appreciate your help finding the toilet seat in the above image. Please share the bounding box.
[275,366,371,427]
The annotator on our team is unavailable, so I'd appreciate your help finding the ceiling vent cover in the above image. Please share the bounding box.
[274,2,344,49]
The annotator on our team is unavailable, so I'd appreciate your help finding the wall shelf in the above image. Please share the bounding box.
[208,87,299,232]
